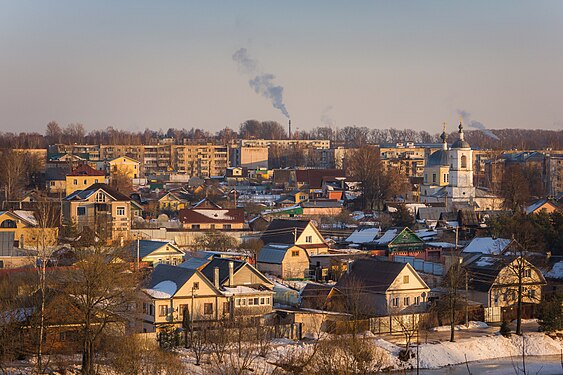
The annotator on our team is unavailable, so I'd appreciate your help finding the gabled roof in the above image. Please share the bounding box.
[526,199,560,215]
[345,227,380,244]
[295,169,345,189]
[64,183,131,202]
[0,210,37,227]
[462,237,511,255]
[178,207,244,224]
[192,198,222,209]
[144,264,198,298]
[337,259,426,293]
[108,155,139,164]
[417,207,446,221]
[124,240,182,259]
[198,257,246,285]
[260,219,311,245]
[257,244,299,264]
[376,227,423,247]
[67,164,105,177]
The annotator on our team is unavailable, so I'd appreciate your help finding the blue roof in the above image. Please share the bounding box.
[257,244,294,264]
[126,240,179,259]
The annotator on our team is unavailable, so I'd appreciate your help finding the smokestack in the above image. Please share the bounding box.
[288,119,292,140]
[214,266,220,289]
[228,261,234,287]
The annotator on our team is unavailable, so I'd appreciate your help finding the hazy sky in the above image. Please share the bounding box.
[1,1,563,134]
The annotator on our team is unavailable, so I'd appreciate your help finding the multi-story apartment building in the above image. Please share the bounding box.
[239,139,331,149]
[545,152,563,196]
[172,144,229,177]
[49,143,230,178]
[229,145,269,169]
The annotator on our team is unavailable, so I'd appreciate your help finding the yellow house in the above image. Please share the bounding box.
[141,258,274,332]
[260,219,329,255]
[63,183,131,242]
[526,199,560,215]
[108,156,140,179]
[124,239,185,267]
[0,210,59,249]
[257,244,310,279]
[65,164,107,197]
[158,192,188,212]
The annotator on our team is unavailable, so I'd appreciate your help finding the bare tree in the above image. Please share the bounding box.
[55,246,140,375]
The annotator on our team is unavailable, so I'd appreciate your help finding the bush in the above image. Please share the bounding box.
[538,294,563,332]
[499,321,511,337]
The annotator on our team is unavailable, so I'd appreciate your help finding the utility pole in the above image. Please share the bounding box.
[465,271,469,328]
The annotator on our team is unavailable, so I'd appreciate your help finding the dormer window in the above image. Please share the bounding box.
[96,192,106,202]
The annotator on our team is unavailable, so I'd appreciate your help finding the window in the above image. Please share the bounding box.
[528,289,535,299]
[235,298,241,307]
[432,174,436,183]
[403,275,409,284]
[193,282,199,290]
[253,298,259,305]
[77,207,86,216]
[443,174,447,183]
[404,297,410,306]
[203,303,213,315]
[116,206,125,216]
[179,304,188,317]
[305,236,312,243]
[523,269,532,278]
[266,297,270,305]
[391,298,399,307]
[96,192,106,202]
[73,179,78,185]
[83,179,87,185]
[158,305,168,317]
[414,296,420,305]
[192,224,200,230]
[210,224,215,230]
[94,179,98,183]
[223,224,231,230]
[240,298,246,306]
[260,297,265,305]
[248,298,254,306]
[461,155,467,169]
[291,250,299,257]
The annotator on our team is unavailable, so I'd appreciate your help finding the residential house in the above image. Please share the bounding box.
[123,239,185,267]
[462,237,512,255]
[142,258,274,331]
[329,258,430,316]
[300,200,343,216]
[374,227,425,258]
[295,169,345,199]
[526,199,560,215]
[0,210,58,249]
[108,156,141,179]
[464,254,547,322]
[63,183,132,242]
[65,164,106,196]
[0,232,36,269]
[158,191,189,212]
[44,167,67,194]
[260,219,329,255]
[256,244,310,279]
[178,203,245,230]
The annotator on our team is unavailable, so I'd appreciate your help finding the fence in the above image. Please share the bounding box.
[393,256,444,276]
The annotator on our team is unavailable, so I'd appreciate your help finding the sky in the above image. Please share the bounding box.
[1,0,562,135]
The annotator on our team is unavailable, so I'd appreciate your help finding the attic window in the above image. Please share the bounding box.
[403,275,409,284]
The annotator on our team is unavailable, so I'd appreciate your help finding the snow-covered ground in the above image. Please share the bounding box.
[430,321,489,332]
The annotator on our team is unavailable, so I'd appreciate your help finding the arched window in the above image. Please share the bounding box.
[461,155,467,169]
[0,219,16,228]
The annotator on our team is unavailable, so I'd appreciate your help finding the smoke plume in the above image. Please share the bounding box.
[320,105,335,127]
[457,109,500,141]
[232,48,290,119]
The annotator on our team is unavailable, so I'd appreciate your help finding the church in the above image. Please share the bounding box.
[420,121,502,211]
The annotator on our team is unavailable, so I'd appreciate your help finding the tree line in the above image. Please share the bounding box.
[0,120,560,149]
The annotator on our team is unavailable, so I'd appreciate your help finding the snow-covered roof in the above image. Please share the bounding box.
[345,227,380,244]
[222,286,271,296]
[415,229,438,240]
[426,241,457,248]
[143,280,177,299]
[462,237,511,255]
[13,210,38,226]
[545,261,563,280]
[375,229,398,245]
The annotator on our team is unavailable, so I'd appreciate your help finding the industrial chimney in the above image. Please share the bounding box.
[288,119,292,140]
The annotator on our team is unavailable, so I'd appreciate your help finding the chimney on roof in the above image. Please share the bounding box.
[214,266,220,289]
[228,261,234,287]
